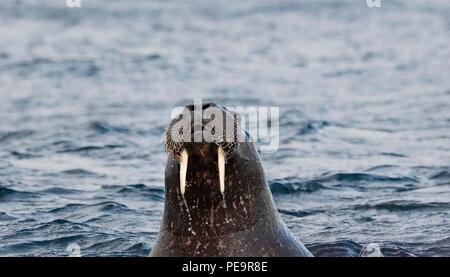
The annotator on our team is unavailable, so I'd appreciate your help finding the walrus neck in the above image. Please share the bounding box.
[161,158,279,237]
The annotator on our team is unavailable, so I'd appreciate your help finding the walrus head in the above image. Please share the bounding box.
[162,102,270,235]
[164,102,251,196]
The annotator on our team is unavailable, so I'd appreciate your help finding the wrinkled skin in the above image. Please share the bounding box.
[150,103,312,257]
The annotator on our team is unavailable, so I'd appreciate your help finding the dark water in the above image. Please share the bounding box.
[0,0,449,256]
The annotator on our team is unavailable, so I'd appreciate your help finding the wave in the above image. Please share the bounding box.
[365,165,400,172]
[0,187,36,200]
[269,172,418,195]
[380,152,408,158]
[0,211,17,221]
[277,209,324,218]
[49,201,129,214]
[418,237,450,257]
[1,237,85,256]
[58,144,125,154]
[307,240,363,257]
[83,237,151,257]
[269,178,327,195]
[4,58,100,78]
[430,170,450,185]
[376,239,450,257]
[90,121,130,134]
[94,201,129,212]
[296,120,330,135]
[307,240,419,257]
[48,203,85,214]
[59,169,99,177]
[2,219,92,241]
[318,173,418,183]
[10,151,40,159]
[280,119,333,143]
[0,130,34,143]
[353,200,450,212]
[40,187,85,195]
[323,68,364,78]
[104,184,165,201]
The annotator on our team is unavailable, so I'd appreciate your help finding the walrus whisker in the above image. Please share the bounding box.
[218,146,225,195]
[179,148,188,195]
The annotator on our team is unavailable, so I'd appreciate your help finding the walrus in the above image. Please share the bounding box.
[150,102,312,257]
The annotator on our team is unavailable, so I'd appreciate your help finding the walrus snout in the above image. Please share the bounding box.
[164,102,241,159]
[187,142,216,160]
[164,102,242,196]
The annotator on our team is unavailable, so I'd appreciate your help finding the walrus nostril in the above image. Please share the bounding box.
[202,102,216,110]
[184,102,216,112]
[187,142,215,159]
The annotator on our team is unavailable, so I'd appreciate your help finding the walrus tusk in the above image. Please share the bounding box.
[218,147,225,194]
[180,149,188,195]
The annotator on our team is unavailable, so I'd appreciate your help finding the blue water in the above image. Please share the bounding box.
[0,0,449,256]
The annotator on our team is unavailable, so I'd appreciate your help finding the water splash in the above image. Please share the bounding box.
[360,243,384,257]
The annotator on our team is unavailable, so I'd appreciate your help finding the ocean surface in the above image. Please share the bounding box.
[0,0,449,256]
